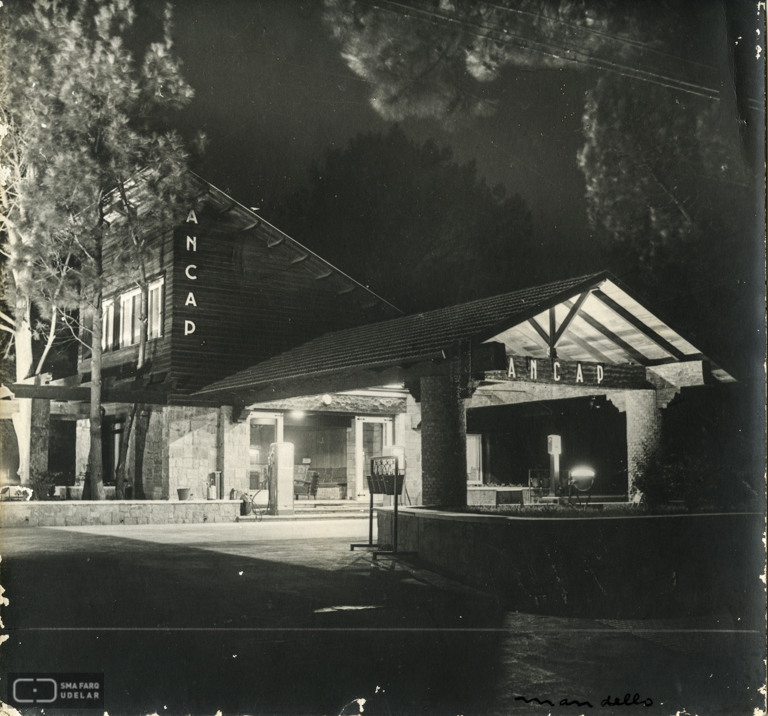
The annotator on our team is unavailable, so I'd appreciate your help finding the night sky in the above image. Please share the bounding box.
[158,0,764,468]
[169,0,597,262]
[166,1,762,281]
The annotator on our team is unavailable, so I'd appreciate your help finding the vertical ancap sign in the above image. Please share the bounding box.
[184,211,197,336]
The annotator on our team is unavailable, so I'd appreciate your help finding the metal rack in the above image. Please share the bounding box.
[350,456,413,560]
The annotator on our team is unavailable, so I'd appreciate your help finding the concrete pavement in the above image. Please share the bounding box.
[1,519,764,715]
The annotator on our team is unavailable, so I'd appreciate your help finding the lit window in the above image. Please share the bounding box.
[119,287,141,348]
[147,277,164,340]
[102,299,115,351]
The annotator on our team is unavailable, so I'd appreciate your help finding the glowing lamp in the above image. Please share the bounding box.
[570,466,595,492]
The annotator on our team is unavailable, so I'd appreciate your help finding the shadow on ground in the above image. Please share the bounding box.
[1,525,764,715]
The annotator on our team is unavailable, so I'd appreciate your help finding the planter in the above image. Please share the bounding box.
[376,507,764,622]
[177,487,191,501]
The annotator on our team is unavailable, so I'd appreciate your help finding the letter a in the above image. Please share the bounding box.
[184,320,196,335]
[576,363,584,383]
[186,210,198,224]
[507,357,516,378]
[185,292,197,307]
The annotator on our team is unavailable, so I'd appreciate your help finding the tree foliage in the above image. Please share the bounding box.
[271,126,533,312]
[323,0,672,124]
[322,1,751,263]
[577,71,752,263]
[323,1,761,342]
[577,69,758,359]
[1,0,196,496]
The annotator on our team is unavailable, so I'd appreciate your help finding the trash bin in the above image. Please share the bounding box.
[240,495,252,516]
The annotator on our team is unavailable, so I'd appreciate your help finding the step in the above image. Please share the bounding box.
[237,511,370,522]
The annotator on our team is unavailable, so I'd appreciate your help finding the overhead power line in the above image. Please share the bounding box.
[482,0,717,72]
[357,0,765,111]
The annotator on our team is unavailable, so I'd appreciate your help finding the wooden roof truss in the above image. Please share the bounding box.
[488,279,707,369]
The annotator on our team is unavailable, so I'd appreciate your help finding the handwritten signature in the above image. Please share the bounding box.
[514,693,653,708]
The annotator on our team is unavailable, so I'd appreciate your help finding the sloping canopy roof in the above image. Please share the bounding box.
[103,171,401,322]
[186,174,401,320]
[195,271,734,404]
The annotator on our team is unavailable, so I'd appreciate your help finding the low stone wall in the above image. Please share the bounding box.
[377,507,765,622]
[467,486,527,506]
[0,499,241,527]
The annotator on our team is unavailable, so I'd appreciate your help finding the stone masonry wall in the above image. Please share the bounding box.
[167,406,219,500]
[625,390,663,499]
[0,500,240,527]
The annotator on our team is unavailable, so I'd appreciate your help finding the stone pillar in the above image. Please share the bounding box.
[131,406,168,500]
[268,441,294,515]
[218,406,250,498]
[345,424,356,500]
[420,370,467,508]
[625,390,663,500]
[29,398,50,483]
[403,395,423,504]
[75,418,90,483]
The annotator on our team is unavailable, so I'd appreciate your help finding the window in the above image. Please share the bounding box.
[102,299,115,351]
[147,277,164,340]
[119,287,141,348]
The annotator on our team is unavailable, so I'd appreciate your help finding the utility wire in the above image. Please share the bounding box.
[359,0,764,110]
[367,0,721,100]
[481,0,717,72]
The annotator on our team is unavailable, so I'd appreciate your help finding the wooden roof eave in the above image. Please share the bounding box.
[194,174,403,316]
[196,353,449,405]
[597,274,737,381]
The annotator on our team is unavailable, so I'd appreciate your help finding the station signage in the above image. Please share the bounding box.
[182,209,199,337]
[484,355,647,389]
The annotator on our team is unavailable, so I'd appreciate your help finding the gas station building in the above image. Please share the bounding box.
[195,271,734,509]
[5,179,734,511]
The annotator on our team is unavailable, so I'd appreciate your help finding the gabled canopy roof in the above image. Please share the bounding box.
[195,271,734,405]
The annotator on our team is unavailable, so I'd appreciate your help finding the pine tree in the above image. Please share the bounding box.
[1,0,196,498]
[271,126,533,312]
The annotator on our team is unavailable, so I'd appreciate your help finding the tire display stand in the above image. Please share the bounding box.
[350,456,414,561]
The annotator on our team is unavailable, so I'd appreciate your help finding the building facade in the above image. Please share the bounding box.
[9,178,734,508]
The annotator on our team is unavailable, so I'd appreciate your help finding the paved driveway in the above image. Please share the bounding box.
[1,520,764,715]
